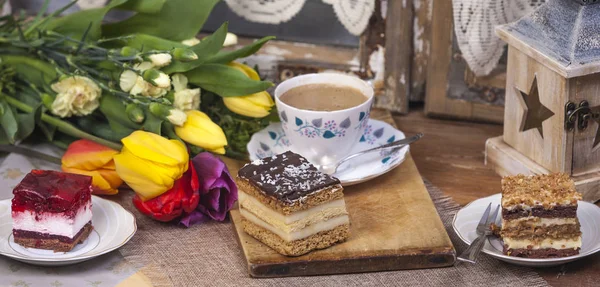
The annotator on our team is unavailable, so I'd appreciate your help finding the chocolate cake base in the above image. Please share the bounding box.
[504,246,580,258]
[241,218,349,256]
[13,222,94,252]
[236,178,344,215]
[502,206,577,220]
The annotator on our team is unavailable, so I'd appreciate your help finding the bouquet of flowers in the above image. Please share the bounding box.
[0,0,275,225]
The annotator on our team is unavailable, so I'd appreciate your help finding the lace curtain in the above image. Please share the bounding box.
[224,0,375,36]
[452,0,546,76]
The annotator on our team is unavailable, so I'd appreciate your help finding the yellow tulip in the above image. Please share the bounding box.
[114,131,189,201]
[223,62,274,118]
[174,110,228,154]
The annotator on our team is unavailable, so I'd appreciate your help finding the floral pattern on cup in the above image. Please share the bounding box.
[293,117,352,139]
[355,110,370,131]
[255,122,403,166]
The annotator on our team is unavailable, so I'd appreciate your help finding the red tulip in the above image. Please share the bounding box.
[132,162,199,222]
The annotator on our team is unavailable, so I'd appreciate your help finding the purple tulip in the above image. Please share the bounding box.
[180,152,238,227]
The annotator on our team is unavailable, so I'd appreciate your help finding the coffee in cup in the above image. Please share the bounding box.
[279,84,368,112]
[274,73,374,170]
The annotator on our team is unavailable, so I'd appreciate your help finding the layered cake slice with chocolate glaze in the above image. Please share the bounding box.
[500,173,582,258]
[12,170,94,252]
[237,151,350,256]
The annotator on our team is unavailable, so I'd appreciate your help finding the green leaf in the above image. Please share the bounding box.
[122,34,186,51]
[161,121,182,141]
[186,64,273,97]
[206,36,275,64]
[15,104,42,141]
[46,0,128,40]
[143,111,163,135]
[37,121,57,141]
[265,106,280,122]
[162,22,229,74]
[99,94,141,130]
[0,100,18,144]
[0,55,57,86]
[116,0,166,14]
[102,0,220,42]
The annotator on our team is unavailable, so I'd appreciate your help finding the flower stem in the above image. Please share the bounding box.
[3,95,123,150]
[0,144,62,164]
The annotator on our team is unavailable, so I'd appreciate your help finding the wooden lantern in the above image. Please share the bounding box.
[485,0,600,202]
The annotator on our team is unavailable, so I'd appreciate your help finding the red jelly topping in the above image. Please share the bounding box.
[12,170,92,214]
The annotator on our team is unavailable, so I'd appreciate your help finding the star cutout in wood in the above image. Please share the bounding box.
[517,76,554,139]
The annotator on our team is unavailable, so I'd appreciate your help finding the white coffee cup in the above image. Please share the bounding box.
[274,73,374,167]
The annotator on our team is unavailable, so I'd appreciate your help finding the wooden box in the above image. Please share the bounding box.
[485,3,600,202]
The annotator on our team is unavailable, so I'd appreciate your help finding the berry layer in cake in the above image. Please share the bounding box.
[237,151,350,256]
[12,170,94,252]
[500,173,582,258]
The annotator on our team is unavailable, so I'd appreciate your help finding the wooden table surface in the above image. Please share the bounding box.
[394,107,600,287]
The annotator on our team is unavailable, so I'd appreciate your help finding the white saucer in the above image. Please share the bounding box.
[0,196,136,266]
[247,119,409,185]
[453,194,600,267]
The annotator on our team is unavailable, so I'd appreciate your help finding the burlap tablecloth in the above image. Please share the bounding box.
[0,147,549,286]
[113,180,549,287]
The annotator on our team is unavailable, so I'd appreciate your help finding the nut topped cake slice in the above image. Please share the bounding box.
[500,173,582,258]
[12,170,94,252]
[237,151,350,256]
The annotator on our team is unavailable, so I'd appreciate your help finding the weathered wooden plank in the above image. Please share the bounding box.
[425,0,504,123]
[230,109,455,277]
[411,0,432,102]
[377,0,413,114]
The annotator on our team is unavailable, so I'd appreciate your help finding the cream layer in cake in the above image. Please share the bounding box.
[12,201,92,238]
[502,217,578,229]
[238,191,347,232]
[239,191,349,241]
[504,237,582,250]
[240,208,349,242]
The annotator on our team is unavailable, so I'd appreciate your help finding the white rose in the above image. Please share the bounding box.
[148,53,172,68]
[174,88,201,111]
[181,38,200,46]
[223,32,238,47]
[166,109,187,126]
[119,70,138,92]
[50,76,101,117]
[171,73,188,92]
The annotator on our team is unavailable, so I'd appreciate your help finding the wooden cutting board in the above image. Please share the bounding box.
[226,110,456,277]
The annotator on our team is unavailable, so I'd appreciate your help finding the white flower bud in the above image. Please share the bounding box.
[119,70,138,92]
[166,109,188,126]
[148,53,172,68]
[153,72,171,88]
[171,73,188,92]
[129,76,147,97]
[50,76,101,117]
[130,76,169,98]
[223,32,238,47]
[181,38,200,46]
[134,61,153,71]
[174,88,201,111]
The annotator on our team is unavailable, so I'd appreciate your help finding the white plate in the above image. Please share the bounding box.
[247,119,409,185]
[453,194,600,267]
[0,196,136,266]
